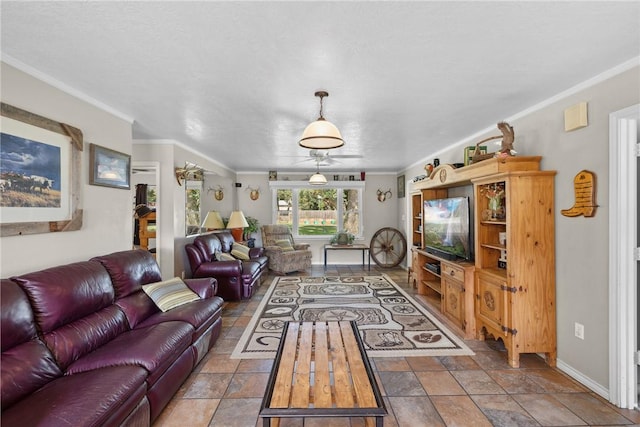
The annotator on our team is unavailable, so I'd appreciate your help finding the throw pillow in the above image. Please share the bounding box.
[275,239,294,252]
[217,252,236,261]
[142,277,200,312]
[231,242,251,260]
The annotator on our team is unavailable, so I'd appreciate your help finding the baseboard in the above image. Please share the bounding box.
[556,358,609,400]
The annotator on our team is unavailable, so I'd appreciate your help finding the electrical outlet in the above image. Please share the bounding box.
[574,322,584,340]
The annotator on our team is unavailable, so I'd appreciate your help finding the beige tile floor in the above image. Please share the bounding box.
[154,265,640,427]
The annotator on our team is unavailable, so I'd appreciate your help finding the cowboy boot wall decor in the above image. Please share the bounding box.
[561,170,598,217]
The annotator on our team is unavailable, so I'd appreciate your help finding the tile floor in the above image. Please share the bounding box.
[154,265,639,427]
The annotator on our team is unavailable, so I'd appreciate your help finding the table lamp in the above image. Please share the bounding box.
[201,211,224,231]
[226,210,249,242]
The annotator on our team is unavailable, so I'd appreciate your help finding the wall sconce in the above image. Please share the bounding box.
[207,185,224,201]
[377,189,392,202]
[247,186,260,201]
[175,162,202,186]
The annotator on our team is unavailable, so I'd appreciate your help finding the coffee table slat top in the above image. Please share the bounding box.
[328,321,356,407]
[313,322,332,408]
[261,320,386,425]
[338,322,378,407]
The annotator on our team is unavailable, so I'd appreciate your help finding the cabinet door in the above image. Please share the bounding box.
[475,272,508,337]
[443,277,465,330]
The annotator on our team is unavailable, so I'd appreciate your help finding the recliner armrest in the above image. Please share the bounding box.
[184,277,217,298]
[248,247,265,258]
[293,243,310,250]
[193,260,242,278]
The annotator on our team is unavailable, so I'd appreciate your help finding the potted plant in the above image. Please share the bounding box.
[330,230,355,245]
[244,216,260,247]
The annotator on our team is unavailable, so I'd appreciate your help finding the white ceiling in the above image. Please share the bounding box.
[2,1,639,173]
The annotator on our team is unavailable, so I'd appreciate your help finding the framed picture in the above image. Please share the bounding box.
[268,170,277,181]
[1,103,84,236]
[464,145,487,165]
[89,143,131,189]
[397,175,406,198]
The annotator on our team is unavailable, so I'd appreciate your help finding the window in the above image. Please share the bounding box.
[272,181,363,238]
[185,180,202,235]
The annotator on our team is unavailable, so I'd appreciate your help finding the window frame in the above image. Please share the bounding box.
[269,180,365,239]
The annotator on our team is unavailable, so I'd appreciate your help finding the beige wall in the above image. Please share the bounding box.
[401,64,640,394]
[0,63,134,277]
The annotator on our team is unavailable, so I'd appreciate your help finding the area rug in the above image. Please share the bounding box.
[231,275,474,359]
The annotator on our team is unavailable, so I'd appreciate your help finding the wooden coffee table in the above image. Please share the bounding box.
[259,321,386,427]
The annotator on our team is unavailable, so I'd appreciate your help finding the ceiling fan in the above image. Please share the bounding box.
[296,149,363,165]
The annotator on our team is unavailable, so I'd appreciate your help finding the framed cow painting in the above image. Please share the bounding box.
[0,103,83,236]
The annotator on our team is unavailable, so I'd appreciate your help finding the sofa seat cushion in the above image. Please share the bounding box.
[135,297,224,343]
[1,366,148,427]
[66,321,193,386]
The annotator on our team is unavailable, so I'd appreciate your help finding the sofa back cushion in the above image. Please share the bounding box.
[214,231,235,253]
[91,249,162,298]
[194,233,223,260]
[1,279,63,410]
[12,261,129,369]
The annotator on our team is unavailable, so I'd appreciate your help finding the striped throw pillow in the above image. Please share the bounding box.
[231,243,251,260]
[142,277,200,312]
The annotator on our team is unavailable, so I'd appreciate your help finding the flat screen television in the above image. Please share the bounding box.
[423,196,472,261]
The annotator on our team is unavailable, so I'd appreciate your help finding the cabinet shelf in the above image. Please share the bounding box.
[480,220,507,226]
[481,243,506,251]
[421,279,441,293]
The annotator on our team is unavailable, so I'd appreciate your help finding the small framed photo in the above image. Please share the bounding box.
[89,143,131,189]
[464,145,487,165]
[397,175,406,198]
[268,170,277,181]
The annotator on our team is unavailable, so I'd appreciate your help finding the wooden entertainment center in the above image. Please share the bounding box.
[410,156,556,367]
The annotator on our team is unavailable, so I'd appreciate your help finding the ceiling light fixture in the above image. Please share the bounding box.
[299,91,344,150]
[309,160,328,186]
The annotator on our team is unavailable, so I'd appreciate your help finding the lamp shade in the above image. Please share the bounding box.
[201,211,224,229]
[299,119,344,149]
[309,172,328,186]
[226,210,249,229]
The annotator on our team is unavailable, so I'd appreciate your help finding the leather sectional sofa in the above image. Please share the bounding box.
[185,231,268,300]
[1,249,224,426]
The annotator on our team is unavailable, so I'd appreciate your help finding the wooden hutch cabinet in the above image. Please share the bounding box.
[410,157,556,366]
[473,171,556,367]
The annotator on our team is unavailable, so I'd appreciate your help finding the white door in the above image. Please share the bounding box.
[609,104,639,409]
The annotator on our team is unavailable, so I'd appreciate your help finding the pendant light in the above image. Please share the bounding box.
[299,91,344,149]
[309,160,327,186]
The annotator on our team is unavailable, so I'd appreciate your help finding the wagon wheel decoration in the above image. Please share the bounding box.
[370,227,407,268]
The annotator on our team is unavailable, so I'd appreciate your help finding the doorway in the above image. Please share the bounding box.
[132,161,161,269]
[609,104,639,409]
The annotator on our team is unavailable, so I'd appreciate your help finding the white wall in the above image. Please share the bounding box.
[0,63,134,277]
[401,63,640,395]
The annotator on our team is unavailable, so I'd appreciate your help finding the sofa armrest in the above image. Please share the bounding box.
[249,247,265,258]
[293,243,310,250]
[184,277,217,299]
[193,260,242,278]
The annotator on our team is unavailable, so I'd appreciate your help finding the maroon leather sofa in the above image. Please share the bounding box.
[1,249,224,426]
[185,231,268,300]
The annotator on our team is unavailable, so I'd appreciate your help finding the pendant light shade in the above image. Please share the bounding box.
[309,172,328,185]
[299,91,344,150]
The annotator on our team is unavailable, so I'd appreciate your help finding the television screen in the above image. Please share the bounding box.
[423,197,471,260]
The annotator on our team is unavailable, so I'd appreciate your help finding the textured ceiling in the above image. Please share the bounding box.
[1,1,639,173]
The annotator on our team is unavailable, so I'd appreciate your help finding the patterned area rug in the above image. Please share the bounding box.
[231,275,474,359]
